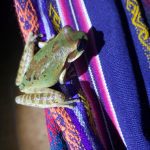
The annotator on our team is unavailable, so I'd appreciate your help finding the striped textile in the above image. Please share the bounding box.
[141,0,150,27]
[14,0,150,149]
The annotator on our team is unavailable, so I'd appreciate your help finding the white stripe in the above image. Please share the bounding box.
[74,107,97,150]
[37,0,52,40]
[87,63,115,150]
[68,0,79,30]
[98,58,126,146]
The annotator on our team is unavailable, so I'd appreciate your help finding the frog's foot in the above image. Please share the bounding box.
[63,98,80,104]
[49,99,80,109]
[27,32,38,43]
[38,33,55,48]
[38,41,47,48]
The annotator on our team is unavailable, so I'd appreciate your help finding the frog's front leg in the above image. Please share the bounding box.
[16,88,79,109]
[16,32,38,86]
[59,67,68,84]
[59,66,77,85]
[59,49,85,84]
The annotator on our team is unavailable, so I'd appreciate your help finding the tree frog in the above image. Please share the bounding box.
[15,26,87,109]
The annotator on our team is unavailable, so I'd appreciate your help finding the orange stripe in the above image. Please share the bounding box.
[50,108,84,149]
[14,0,39,41]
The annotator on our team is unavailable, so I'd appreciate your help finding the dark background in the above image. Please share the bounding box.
[0,1,23,149]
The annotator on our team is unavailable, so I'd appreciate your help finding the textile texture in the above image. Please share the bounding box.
[14,0,150,149]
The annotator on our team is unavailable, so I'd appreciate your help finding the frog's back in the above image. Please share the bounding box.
[22,36,69,89]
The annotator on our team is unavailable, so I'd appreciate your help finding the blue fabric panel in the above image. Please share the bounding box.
[84,0,150,149]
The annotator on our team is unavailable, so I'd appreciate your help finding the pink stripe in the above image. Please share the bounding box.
[91,57,118,125]
[72,0,90,32]
[75,61,110,148]
[71,55,110,147]
[89,33,120,130]
[58,0,75,27]
[75,0,117,126]
[74,0,125,143]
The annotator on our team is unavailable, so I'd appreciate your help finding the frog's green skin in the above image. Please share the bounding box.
[15,26,87,109]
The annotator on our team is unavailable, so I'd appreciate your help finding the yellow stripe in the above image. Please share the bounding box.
[126,0,150,67]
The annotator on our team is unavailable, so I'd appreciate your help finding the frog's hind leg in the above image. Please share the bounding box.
[16,32,37,86]
[16,88,79,109]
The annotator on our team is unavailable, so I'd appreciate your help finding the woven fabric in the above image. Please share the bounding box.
[141,0,150,27]
[83,0,150,148]
[14,0,150,149]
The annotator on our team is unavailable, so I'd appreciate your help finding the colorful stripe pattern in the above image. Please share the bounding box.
[126,0,150,66]
[14,0,150,149]
[14,0,39,41]
[125,0,150,102]
[141,0,150,27]
[45,108,67,149]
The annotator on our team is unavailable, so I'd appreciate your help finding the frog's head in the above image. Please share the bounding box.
[62,26,88,61]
